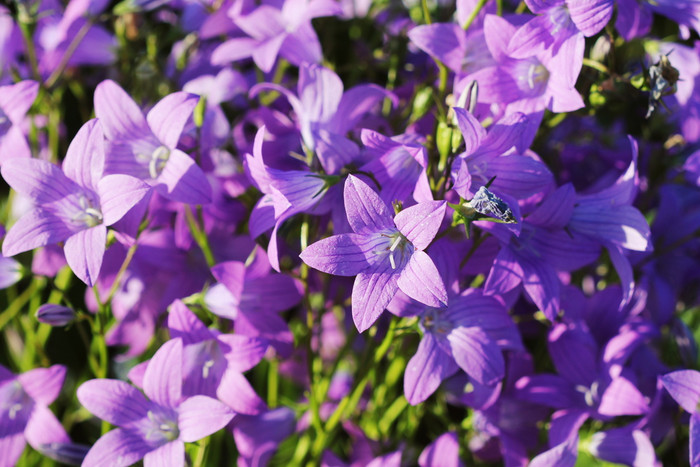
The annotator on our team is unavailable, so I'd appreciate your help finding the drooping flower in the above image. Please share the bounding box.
[300,174,448,332]
[1,119,150,286]
[78,338,235,467]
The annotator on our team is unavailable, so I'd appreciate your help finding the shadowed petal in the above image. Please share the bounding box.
[453,108,485,155]
[404,333,459,405]
[155,149,212,204]
[82,428,152,467]
[63,226,106,287]
[218,334,269,373]
[331,84,397,135]
[178,396,234,442]
[588,428,656,466]
[447,327,504,385]
[147,93,199,148]
[167,300,212,344]
[77,379,150,426]
[143,339,182,408]
[419,432,462,467]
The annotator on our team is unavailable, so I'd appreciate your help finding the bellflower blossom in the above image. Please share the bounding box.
[78,338,235,466]
[0,364,77,466]
[661,370,700,466]
[300,175,448,332]
[94,79,211,205]
[1,119,150,286]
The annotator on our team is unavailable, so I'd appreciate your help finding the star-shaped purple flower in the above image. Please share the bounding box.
[78,338,234,467]
[300,175,448,332]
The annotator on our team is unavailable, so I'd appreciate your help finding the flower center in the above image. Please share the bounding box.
[575,381,600,407]
[379,231,412,270]
[72,194,103,228]
[0,381,32,421]
[421,308,452,335]
[146,409,180,443]
[148,146,171,179]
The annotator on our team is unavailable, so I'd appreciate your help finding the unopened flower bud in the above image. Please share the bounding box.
[35,304,76,327]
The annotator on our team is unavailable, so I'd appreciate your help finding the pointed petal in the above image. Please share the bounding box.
[598,376,649,416]
[0,80,39,123]
[607,245,634,307]
[352,265,398,332]
[210,37,256,65]
[529,437,578,467]
[300,232,387,276]
[661,370,700,414]
[252,34,287,73]
[217,334,268,373]
[549,409,589,447]
[94,80,151,142]
[143,440,184,467]
[331,84,397,134]
[167,299,212,344]
[82,428,152,467]
[404,333,459,405]
[155,149,212,204]
[62,119,105,190]
[397,250,448,307]
[453,108,485,155]
[143,338,182,408]
[569,205,650,251]
[344,174,393,234]
[588,428,656,466]
[419,432,462,467]
[1,157,78,204]
[408,23,467,72]
[63,226,106,287]
[98,174,150,226]
[447,327,504,385]
[178,395,234,442]
[147,92,199,148]
[217,370,266,415]
[24,405,70,450]
[394,201,446,250]
[567,0,613,36]
[77,379,150,426]
[17,365,66,405]
[521,256,561,322]
[298,63,343,126]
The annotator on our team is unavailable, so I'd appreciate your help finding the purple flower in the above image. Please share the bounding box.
[419,432,463,467]
[94,79,211,205]
[1,119,150,286]
[0,364,74,466]
[0,80,38,163]
[662,370,700,466]
[78,338,235,467]
[211,0,342,72]
[35,304,76,327]
[300,174,448,332]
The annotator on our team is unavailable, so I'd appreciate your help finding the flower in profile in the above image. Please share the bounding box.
[300,175,448,332]
[0,364,76,465]
[78,338,234,466]
[35,304,76,327]
[1,119,150,286]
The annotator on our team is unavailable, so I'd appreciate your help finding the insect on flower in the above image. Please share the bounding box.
[646,53,680,118]
[469,185,517,223]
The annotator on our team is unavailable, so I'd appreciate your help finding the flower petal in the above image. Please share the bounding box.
[661,369,700,414]
[344,174,393,235]
[167,299,212,344]
[94,80,152,142]
[62,119,105,191]
[218,334,269,373]
[77,379,150,426]
[1,158,78,204]
[397,250,448,307]
[155,148,212,204]
[300,233,384,276]
[352,264,398,332]
[147,92,199,149]
[217,370,266,415]
[143,440,184,467]
[63,225,106,287]
[404,333,459,405]
[394,201,445,251]
[24,405,70,451]
[447,327,504,385]
[143,338,183,408]
[83,428,152,467]
[178,395,234,442]
[17,365,66,405]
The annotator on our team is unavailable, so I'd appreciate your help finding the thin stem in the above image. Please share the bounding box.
[463,0,488,31]
[45,18,94,88]
[0,277,44,332]
[105,243,139,304]
[185,205,216,267]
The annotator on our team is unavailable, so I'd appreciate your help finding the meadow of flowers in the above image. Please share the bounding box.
[1,0,700,465]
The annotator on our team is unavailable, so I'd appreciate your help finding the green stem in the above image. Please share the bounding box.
[463,0,488,31]
[185,205,215,267]
[582,58,611,75]
[0,277,44,332]
[105,243,139,304]
[421,0,432,24]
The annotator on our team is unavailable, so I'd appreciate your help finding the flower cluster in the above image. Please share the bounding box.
[0,0,699,465]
